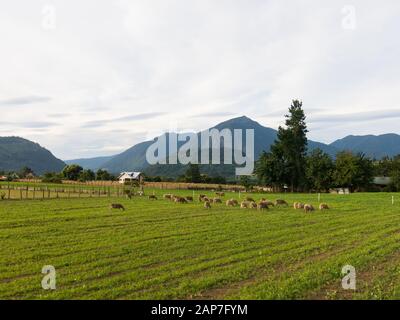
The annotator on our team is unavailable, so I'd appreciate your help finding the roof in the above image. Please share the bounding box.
[373,177,392,186]
[118,172,142,179]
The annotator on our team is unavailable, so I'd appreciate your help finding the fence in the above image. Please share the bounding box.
[0,183,129,201]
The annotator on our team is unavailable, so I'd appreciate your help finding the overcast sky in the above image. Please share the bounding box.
[1,0,400,160]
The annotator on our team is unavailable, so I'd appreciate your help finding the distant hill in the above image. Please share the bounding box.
[330,133,400,159]
[4,117,400,178]
[95,116,338,178]
[65,156,114,170]
[0,137,65,175]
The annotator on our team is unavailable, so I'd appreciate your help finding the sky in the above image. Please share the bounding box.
[1,0,400,160]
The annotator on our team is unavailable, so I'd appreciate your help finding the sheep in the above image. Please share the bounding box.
[148,195,158,200]
[294,202,304,209]
[257,201,269,210]
[198,194,206,202]
[174,197,188,204]
[204,201,211,209]
[240,201,249,209]
[163,194,173,200]
[215,192,225,197]
[263,200,275,207]
[185,196,194,202]
[319,203,329,210]
[249,202,258,209]
[213,198,222,204]
[110,204,125,211]
[304,204,315,213]
[226,199,238,207]
[275,199,288,207]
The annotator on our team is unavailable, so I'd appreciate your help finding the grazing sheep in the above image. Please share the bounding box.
[110,204,125,211]
[185,196,194,202]
[257,202,269,210]
[174,197,188,204]
[294,202,304,209]
[304,204,315,213]
[198,194,206,202]
[163,194,173,200]
[263,200,275,207]
[148,195,158,200]
[245,197,255,202]
[249,202,258,209]
[240,201,249,209]
[204,201,211,209]
[213,198,222,204]
[226,199,238,207]
[275,199,288,207]
[319,203,329,210]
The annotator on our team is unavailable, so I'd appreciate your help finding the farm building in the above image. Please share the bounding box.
[373,176,392,186]
[118,172,143,184]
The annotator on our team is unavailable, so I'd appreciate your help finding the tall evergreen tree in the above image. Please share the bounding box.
[272,100,308,191]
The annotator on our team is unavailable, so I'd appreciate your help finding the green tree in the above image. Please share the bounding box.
[255,151,287,191]
[306,149,334,192]
[79,169,95,182]
[185,164,201,183]
[62,165,83,181]
[19,167,35,178]
[271,100,308,191]
[96,169,114,181]
[333,152,374,191]
[42,172,63,184]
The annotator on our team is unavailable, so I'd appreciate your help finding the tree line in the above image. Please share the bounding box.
[254,100,400,192]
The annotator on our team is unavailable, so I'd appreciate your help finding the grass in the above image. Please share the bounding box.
[1,189,400,300]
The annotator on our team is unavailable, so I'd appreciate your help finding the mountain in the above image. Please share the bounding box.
[0,137,65,175]
[65,156,114,170]
[99,116,338,178]
[330,134,400,159]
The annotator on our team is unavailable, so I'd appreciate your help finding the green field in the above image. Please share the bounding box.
[1,190,400,300]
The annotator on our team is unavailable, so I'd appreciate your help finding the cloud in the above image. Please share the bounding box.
[309,109,400,123]
[1,1,400,158]
[0,96,52,106]
[0,121,58,128]
[190,111,237,119]
[82,112,168,128]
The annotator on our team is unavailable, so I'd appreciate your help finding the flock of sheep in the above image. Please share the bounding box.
[160,192,330,212]
[109,191,330,213]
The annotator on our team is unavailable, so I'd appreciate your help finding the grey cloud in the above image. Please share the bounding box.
[0,96,52,106]
[82,112,168,128]
[190,111,236,118]
[0,121,58,128]
[309,109,400,123]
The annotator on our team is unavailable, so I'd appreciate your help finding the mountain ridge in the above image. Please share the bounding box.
[0,136,65,175]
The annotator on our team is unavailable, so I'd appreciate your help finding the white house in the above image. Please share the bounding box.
[118,172,143,184]
[373,176,392,186]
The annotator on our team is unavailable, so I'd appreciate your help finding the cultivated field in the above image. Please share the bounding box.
[1,189,400,300]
